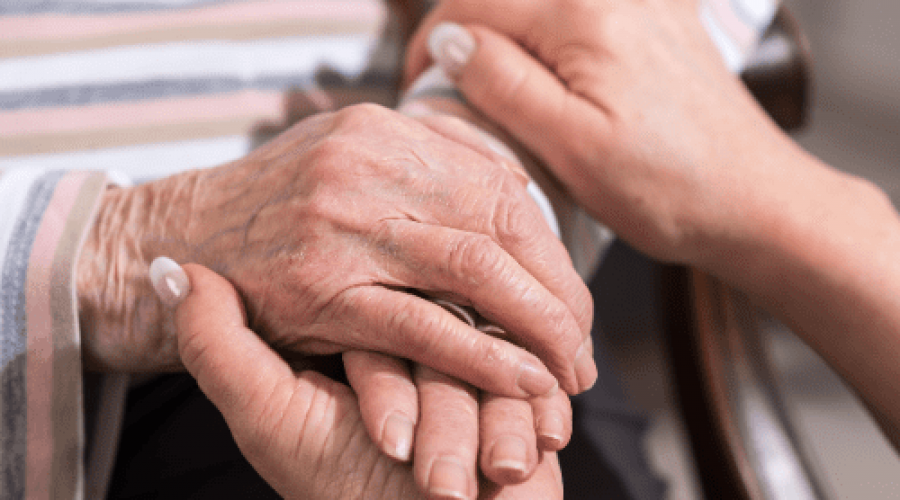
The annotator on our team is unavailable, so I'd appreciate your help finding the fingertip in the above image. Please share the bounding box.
[536,411,568,451]
[487,435,531,482]
[574,336,599,393]
[533,390,573,452]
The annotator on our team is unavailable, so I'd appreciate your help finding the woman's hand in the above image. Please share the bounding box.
[404,0,819,269]
[404,0,900,451]
[164,261,564,500]
[78,103,596,399]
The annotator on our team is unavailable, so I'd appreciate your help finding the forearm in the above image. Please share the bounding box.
[701,141,900,445]
[77,170,201,371]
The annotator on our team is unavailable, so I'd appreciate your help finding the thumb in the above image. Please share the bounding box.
[149,257,293,424]
[427,22,604,172]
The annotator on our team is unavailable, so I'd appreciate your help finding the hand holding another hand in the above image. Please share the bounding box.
[405,0,830,271]
[158,261,564,500]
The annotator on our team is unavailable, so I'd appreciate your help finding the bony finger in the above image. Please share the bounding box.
[343,350,418,462]
[338,286,559,399]
[414,365,479,500]
[370,220,582,394]
[479,394,538,485]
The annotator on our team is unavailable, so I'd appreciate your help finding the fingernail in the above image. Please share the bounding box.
[149,257,190,307]
[517,361,558,398]
[490,435,528,475]
[382,412,414,462]
[429,458,471,500]
[575,337,598,392]
[537,411,566,450]
[428,22,476,76]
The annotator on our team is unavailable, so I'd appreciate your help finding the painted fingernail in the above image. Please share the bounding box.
[149,257,190,307]
[428,22,476,76]
[537,411,566,450]
[517,361,558,398]
[574,337,598,392]
[429,458,471,500]
[490,435,528,475]
[382,412,414,462]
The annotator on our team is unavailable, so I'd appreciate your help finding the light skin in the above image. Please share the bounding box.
[82,102,582,495]
[406,0,900,449]
[167,262,564,499]
[76,103,597,395]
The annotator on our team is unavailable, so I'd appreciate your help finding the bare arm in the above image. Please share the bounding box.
[406,0,900,447]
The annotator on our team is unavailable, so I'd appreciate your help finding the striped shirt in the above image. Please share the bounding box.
[0,1,776,499]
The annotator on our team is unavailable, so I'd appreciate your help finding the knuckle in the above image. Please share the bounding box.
[477,338,515,372]
[492,195,535,246]
[447,234,504,287]
[385,302,446,342]
[334,102,391,130]
[306,134,348,166]
[484,62,532,114]
[537,299,576,350]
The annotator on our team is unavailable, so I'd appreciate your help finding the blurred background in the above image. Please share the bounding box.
[600,0,900,498]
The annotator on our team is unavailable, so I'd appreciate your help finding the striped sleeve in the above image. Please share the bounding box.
[0,168,110,500]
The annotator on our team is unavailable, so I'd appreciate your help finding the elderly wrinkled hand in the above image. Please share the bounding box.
[161,261,564,500]
[77,103,596,400]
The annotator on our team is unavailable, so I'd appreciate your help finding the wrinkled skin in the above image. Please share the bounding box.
[78,103,595,399]
[174,263,564,500]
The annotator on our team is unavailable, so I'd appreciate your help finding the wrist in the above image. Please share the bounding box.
[698,137,896,308]
[77,171,201,371]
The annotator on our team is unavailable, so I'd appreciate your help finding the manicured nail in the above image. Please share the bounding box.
[429,458,471,500]
[149,257,190,307]
[382,412,414,462]
[428,22,476,76]
[574,337,598,392]
[489,435,528,475]
[517,361,558,398]
[537,411,566,450]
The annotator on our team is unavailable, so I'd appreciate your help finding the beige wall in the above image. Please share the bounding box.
[785,0,900,201]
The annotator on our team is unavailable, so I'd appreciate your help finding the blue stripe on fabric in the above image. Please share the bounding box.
[0,72,397,111]
[0,170,65,500]
[0,0,239,16]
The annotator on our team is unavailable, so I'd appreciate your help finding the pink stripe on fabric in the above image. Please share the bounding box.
[0,90,284,137]
[707,0,758,54]
[25,171,92,500]
[0,0,385,41]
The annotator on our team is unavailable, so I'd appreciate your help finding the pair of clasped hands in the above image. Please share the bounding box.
[123,0,797,497]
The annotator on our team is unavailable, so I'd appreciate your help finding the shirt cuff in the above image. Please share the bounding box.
[0,168,120,500]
